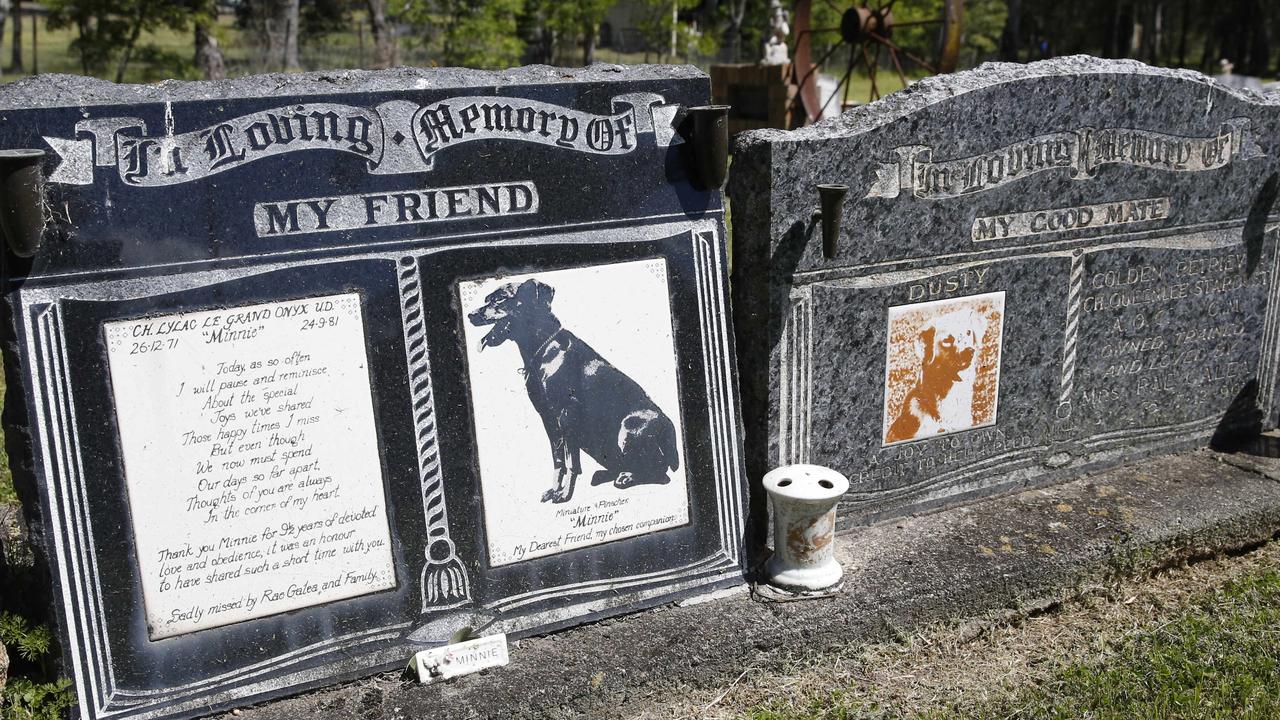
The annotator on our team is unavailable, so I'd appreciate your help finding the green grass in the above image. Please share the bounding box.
[743,566,1280,720]
[996,569,1280,720]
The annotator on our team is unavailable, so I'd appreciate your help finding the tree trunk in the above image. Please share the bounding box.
[10,0,21,72]
[724,0,744,62]
[114,0,150,83]
[1199,37,1215,73]
[669,0,677,60]
[1139,1,1162,64]
[1247,0,1269,75]
[999,0,1021,61]
[195,20,226,80]
[284,0,299,70]
[1102,2,1116,58]
[541,27,554,64]
[1107,3,1136,59]
[583,22,596,65]
[8,0,19,71]
[366,0,395,68]
[0,0,9,79]
[1176,0,1189,66]
[76,18,88,74]
[265,0,300,71]
[1138,2,1153,63]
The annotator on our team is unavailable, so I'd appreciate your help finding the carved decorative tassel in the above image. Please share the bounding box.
[398,256,472,611]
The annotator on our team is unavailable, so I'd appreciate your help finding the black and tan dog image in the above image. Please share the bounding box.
[885,309,988,445]
[468,278,681,504]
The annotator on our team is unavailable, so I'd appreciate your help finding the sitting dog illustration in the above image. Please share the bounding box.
[468,278,681,504]
[886,308,988,444]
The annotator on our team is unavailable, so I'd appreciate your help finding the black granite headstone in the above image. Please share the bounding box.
[729,57,1280,526]
[0,66,746,719]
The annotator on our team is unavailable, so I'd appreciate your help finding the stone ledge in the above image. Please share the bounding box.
[229,449,1280,720]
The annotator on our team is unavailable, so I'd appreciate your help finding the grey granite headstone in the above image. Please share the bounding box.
[0,66,746,719]
[729,56,1280,527]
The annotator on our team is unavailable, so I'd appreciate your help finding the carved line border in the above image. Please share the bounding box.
[787,221,1274,502]
[22,218,742,718]
[792,217,1280,285]
[777,287,813,467]
[1059,250,1087,410]
[1257,228,1280,418]
[840,415,1224,514]
[32,305,111,717]
[695,229,745,565]
[479,227,746,615]
[28,301,416,718]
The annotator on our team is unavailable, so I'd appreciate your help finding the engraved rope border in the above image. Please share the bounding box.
[397,255,471,611]
[1057,250,1086,417]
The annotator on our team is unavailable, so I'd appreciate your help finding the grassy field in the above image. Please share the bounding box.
[0,13,204,81]
[733,543,1280,720]
[982,569,1280,719]
[0,13,441,83]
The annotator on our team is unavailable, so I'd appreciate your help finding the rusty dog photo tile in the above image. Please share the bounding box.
[883,291,1006,446]
[459,258,690,567]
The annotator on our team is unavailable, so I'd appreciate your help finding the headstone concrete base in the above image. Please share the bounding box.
[225,447,1280,719]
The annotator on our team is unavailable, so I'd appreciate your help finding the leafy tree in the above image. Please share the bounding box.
[193,0,226,79]
[545,0,617,65]
[235,0,354,72]
[9,0,20,72]
[889,0,1005,69]
[265,0,301,71]
[1000,0,1277,76]
[366,0,397,68]
[45,0,195,80]
[517,0,553,64]
[634,0,720,62]
[301,0,352,37]
[405,0,525,68]
[0,0,10,78]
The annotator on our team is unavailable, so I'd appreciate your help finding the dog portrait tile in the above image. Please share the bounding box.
[459,258,690,567]
[883,291,1006,446]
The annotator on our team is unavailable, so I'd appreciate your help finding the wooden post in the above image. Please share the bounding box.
[30,10,36,75]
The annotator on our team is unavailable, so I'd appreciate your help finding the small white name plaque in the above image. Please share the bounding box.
[414,634,511,684]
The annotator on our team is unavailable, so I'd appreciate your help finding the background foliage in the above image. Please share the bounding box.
[1,0,1274,83]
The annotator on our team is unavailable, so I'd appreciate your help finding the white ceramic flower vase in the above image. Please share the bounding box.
[763,464,850,592]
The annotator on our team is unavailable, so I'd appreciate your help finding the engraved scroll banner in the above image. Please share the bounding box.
[44,94,679,187]
[866,118,1263,200]
[413,94,673,162]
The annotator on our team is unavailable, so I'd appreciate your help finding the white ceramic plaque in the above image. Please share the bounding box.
[104,293,396,639]
[459,258,690,566]
[882,291,1006,446]
[413,633,510,683]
